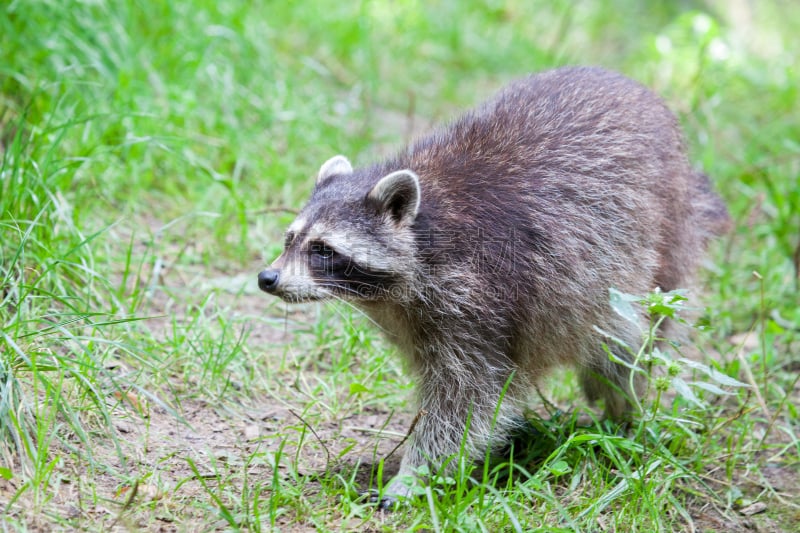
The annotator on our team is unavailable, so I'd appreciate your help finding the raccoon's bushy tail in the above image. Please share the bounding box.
[692,171,732,238]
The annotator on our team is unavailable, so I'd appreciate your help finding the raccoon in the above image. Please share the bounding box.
[257,66,730,505]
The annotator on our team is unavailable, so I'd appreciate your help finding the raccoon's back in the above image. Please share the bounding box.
[384,67,720,300]
[405,67,686,197]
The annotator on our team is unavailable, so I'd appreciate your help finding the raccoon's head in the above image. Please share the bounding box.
[258,155,421,303]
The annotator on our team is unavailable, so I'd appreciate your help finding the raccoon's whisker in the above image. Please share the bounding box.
[315,288,396,335]
[327,294,389,331]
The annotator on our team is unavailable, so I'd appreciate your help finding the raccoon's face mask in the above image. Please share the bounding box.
[258,155,421,303]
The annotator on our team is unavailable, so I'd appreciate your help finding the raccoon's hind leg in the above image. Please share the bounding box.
[579,345,643,420]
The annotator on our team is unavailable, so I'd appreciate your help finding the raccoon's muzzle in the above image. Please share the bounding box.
[257,269,279,293]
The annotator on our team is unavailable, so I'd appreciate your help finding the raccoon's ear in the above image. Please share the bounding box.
[367,169,420,226]
[317,155,353,184]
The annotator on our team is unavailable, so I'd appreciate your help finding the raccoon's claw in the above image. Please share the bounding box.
[359,489,399,511]
[359,489,380,504]
[377,495,399,511]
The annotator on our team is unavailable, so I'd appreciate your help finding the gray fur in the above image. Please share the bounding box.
[258,66,730,502]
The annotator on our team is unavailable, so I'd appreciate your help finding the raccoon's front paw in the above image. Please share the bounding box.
[377,494,399,511]
[359,489,400,511]
[360,475,417,511]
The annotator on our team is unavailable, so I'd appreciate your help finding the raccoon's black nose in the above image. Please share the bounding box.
[258,269,279,293]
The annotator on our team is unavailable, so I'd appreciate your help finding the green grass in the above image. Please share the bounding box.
[1,0,799,531]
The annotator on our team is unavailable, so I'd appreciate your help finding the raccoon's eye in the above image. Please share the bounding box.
[309,240,335,259]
